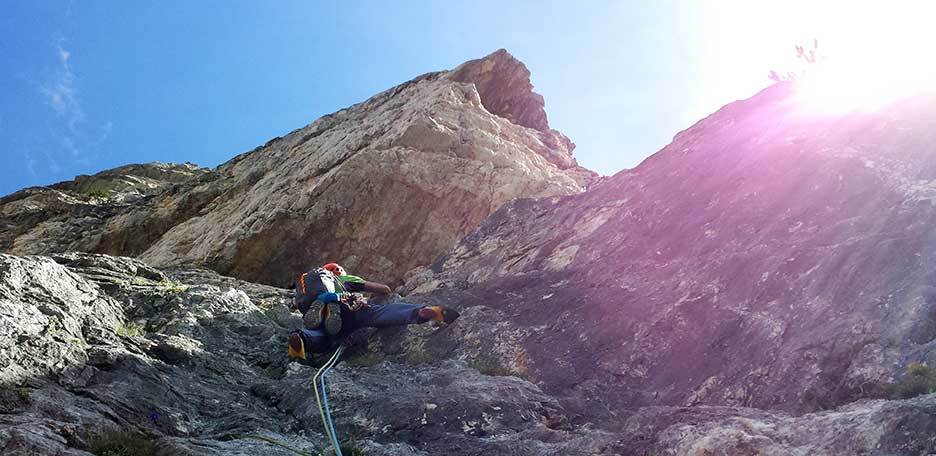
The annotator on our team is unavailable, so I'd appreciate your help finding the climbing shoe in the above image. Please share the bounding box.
[417,306,460,324]
[323,301,344,336]
[288,331,306,360]
[303,300,326,330]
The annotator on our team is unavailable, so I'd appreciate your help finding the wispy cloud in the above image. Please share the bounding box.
[31,38,111,175]
[40,41,83,125]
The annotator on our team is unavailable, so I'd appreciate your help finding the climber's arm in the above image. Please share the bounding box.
[339,275,392,295]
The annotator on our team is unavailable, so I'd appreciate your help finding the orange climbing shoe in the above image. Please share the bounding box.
[288,331,306,360]
[417,306,460,324]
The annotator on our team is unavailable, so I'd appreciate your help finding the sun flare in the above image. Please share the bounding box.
[789,1,936,113]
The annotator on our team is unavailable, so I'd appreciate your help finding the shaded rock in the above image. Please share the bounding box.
[277,359,618,455]
[0,387,32,414]
[618,395,936,455]
[151,335,203,366]
[401,84,936,416]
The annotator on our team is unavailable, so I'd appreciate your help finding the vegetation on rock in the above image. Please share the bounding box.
[89,431,157,456]
[893,362,936,399]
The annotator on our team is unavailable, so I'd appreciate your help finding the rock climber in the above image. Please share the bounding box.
[287,262,459,361]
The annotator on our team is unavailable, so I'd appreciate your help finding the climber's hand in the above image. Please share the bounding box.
[346,293,368,311]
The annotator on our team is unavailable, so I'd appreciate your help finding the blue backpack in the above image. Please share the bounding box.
[295,267,342,314]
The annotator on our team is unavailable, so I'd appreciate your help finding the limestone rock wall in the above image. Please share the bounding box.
[0,50,595,288]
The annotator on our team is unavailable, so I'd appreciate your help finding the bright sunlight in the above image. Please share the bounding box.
[789,1,936,113]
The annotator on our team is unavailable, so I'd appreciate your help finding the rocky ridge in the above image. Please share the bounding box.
[401,83,936,418]
[0,49,594,287]
[0,162,220,258]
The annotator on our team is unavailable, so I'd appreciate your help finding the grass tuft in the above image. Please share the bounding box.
[83,189,111,199]
[89,431,157,456]
[129,276,189,295]
[893,362,936,399]
[116,322,145,338]
[16,387,31,403]
[155,280,189,295]
[339,441,367,456]
[129,276,152,286]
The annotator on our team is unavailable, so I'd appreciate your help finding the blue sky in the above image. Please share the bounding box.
[0,1,886,196]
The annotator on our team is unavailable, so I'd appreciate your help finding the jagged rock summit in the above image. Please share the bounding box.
[451,49,552,132]
[0,49,594,287]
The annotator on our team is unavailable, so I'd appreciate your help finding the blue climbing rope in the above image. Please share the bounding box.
[313,345,345,456]
[314,269,349,456]
[320,345,344,454]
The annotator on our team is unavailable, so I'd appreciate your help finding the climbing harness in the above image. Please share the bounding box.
[313,344,346,456]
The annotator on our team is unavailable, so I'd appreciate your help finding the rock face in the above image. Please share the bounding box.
[448,48,577,169]
[450,49,550,132]
[6,49,936,455]
[0,253,618,455]
[2,252,936,456]
[0,162,223,258]
[617,397,936,455]
[0,50,594,288]
[402,84,936,418]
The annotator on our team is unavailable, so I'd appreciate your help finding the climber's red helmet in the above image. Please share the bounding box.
[323,263,346,276]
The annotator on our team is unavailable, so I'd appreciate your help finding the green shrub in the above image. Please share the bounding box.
[908,362,931,377]
[129,276,152,286]
[340,442,367,456]
[116,322,145,338]
[83,189,110,199]
[90,431,157,456]
[893,362,936,399]
[156,280,189,295]
[128,277,188,295]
